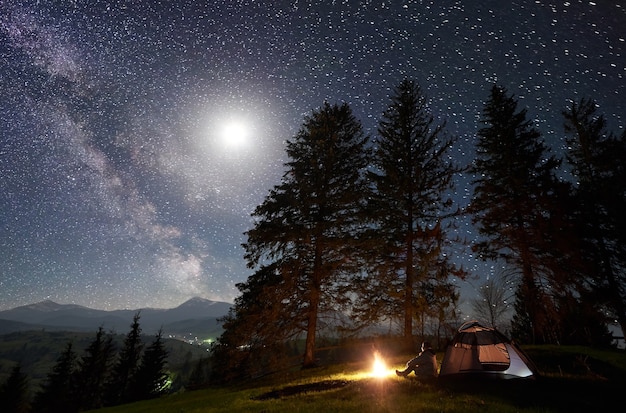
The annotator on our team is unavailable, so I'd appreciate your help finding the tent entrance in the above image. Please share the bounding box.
[478,342,510,371]
[440,321,538,379]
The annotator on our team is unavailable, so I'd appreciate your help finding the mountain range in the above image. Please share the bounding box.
[0,297,232,338]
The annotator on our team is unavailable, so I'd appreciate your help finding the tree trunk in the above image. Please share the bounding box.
[303,283,320,368]
[304,242,323,368]
[404,229,414,345]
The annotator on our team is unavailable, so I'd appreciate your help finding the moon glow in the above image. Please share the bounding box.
[220,120,250,149]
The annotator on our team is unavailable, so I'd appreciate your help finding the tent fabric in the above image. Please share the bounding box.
[439,321,538,379]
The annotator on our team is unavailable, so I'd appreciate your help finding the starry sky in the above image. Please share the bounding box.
[1,0,624,311]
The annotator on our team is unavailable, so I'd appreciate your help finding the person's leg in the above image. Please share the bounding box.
[396,357,418,376]
[395,368,412,376]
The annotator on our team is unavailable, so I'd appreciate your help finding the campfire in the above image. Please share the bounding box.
[371,352,390,378]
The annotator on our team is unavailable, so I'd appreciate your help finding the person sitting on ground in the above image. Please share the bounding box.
[396,341,438,378]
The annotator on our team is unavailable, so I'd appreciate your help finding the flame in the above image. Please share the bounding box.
[372,352,389,378]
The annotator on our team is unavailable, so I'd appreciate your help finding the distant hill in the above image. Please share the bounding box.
[0,297,232,337]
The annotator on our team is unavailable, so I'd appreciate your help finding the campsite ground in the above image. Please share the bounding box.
[91,345,625,413]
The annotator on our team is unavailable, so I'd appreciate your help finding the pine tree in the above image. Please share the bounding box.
[563,98,626,342]
[105,312,144,406]
[186,357,209,390]
[0,363,30,413]
[33,342,78,413]
[510,284,534,344]
[211,263,296,381]
[73,326,116,410]
[469,85,561,343]
[131,329,169,401]
[242,102,372,368]
[362,79,463,343]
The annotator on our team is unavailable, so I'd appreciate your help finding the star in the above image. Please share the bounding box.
[0,1,623,311]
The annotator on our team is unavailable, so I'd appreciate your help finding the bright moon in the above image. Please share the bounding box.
[220,121,250,149]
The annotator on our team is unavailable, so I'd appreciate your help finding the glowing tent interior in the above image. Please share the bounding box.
[439,321,538,379]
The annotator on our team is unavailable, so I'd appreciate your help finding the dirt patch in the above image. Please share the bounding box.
[253,379,351,400]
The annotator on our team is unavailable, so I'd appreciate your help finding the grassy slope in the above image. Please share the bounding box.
[90,346,626,413]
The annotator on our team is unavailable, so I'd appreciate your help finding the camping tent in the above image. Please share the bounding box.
[439,321,538,379]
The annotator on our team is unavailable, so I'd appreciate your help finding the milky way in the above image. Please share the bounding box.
[1,1,624,311]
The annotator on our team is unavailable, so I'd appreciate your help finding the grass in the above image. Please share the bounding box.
[90,346,626,413]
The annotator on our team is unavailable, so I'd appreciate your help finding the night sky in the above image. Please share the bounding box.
[1,1,624,311]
